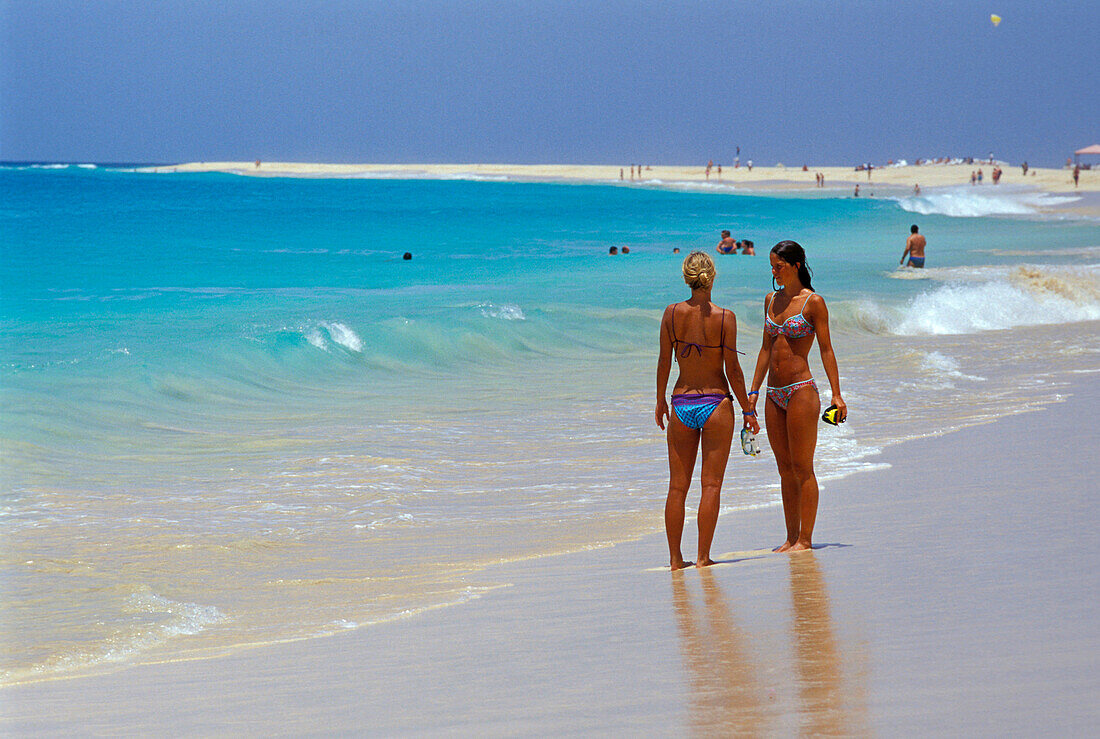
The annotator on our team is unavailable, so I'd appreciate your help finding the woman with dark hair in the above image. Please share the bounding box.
[656,251,759,569]
[746,241,846,552]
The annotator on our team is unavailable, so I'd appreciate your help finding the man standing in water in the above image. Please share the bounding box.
[900,224,926,268]
[716,230,738,254]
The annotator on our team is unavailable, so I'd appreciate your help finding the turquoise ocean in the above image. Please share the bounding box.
[3,164,1099,684]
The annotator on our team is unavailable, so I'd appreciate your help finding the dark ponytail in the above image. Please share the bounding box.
[771,240,814,292]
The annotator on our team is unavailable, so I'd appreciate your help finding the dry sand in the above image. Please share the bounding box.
[148,160,1099,195]
[5,375,1098,734]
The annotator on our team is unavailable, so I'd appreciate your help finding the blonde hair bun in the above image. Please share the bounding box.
[682,251,716,289]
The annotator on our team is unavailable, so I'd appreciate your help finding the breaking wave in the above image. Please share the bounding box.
[894,185,1081,218]
[840,265,1100,336]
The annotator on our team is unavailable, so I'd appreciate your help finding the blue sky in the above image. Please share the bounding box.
[2,1,1097,165]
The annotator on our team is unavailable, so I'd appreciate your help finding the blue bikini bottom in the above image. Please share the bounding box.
[671,393,730,429]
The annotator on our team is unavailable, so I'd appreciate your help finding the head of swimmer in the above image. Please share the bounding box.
[770,240,814,291]
[682,251,716,291]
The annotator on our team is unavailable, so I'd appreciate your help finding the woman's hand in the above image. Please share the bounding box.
[742,411,761,435]
[745,393,760,433]
[832,395,848,423]
[655,398,669,430]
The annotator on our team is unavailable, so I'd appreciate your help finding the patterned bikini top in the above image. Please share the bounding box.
[764,292,815,339]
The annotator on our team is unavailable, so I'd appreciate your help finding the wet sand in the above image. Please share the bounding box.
[4,376,1098,734]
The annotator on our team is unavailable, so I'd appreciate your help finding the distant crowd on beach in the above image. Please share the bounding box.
[622,165,653,181]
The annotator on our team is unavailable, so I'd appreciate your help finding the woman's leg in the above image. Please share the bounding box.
[666,413,701,570]
[697,401,735,566]
[764,400,799,551]
[784,386,821,551]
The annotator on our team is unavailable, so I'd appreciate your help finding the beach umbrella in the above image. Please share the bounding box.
[1074,144,1100,164]
[990,14,1001,26]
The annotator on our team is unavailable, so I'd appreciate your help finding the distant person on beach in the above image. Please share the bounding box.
[971,171,977,185]
[746,241,846,552]
[656,252,758,569]
[747,160,753,171]
[977,168,983,184]
[901,224,926,268]
[1022,161,1029,176]
[853,184,860,197]
[1073,164,1080,187]
[914,184,921,195]
[716,230,738,254]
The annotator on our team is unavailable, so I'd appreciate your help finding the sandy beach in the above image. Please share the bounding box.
[150,160,1100,194]
[6,371,1098,734]
[7,1,1099,732]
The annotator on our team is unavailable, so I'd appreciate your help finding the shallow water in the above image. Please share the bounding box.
[2,165,1098,683]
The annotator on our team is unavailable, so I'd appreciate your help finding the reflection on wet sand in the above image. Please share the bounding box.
[788,552,867,736]
[671,570,770,734]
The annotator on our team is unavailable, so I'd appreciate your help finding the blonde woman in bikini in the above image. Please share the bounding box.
[656,251,759,570]
[747,241,847,552]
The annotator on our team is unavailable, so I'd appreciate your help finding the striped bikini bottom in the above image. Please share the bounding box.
[766,379,818,411]
[671,393,731,429]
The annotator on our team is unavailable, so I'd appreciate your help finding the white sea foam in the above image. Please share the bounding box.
[1,589,225,685]
[478,302,526,320]
[894,185,1081,218]
[323,322,363,352]
[919,351,986,384]
[300,321,364,353]
[891,265,1100,335]
[76,163,97,169]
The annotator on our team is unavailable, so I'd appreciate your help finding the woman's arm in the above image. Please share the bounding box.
[722,311,760,434]
[747,295,775,417]
[811,295,847,421]
[655,305,674,429]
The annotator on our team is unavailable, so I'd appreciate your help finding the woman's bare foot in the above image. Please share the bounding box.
[788,540,813,552]
[671,558,694,571]
[773,541,794,553]
[695,557,715,568]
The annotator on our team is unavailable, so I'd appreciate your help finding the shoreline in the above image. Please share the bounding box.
[5,373,1098,733]
[148,160,1099,193]
[143,160,1100,218]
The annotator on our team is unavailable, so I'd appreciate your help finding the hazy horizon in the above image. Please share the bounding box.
[3,1,1097,167]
